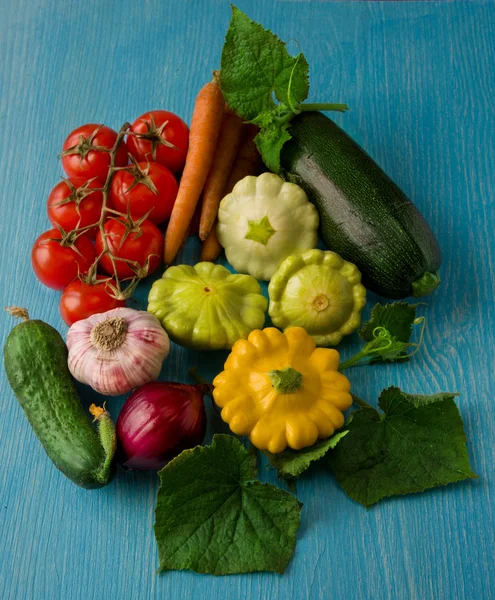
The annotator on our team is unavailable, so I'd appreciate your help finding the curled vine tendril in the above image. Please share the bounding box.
[366,326,394,354]
[407,317,426,358]
[338,316,427,372]
[286,41,304,115]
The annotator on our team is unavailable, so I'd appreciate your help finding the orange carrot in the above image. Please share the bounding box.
[223,124,263,192]
[189,198,203,238]
[164,73,225,265]
[199,108,245,240]
[200,125,263,262]
[200,221,223,261]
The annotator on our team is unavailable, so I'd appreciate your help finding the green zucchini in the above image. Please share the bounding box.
[3,309,115,489]
[280,111,441,299]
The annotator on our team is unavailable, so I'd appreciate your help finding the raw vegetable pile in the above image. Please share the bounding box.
[3,7,475,577]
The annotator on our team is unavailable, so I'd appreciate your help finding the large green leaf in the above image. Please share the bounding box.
[220,6,309,120]
[327,388,477,507]
[265,432,348,479]
[155,434,302,575]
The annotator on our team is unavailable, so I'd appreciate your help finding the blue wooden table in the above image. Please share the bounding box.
[1,1,494,599]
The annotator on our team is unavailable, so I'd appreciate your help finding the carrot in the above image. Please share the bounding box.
[189,198,203,238]
[200,222,223,262]
[223,124,263,192]
[163,72,225,265]
[200,124,263,262]
[199,108,245,240]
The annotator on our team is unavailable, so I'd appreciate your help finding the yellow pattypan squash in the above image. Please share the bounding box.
[212,327,352,454]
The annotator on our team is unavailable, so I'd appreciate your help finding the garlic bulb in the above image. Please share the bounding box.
[67,307,170,396]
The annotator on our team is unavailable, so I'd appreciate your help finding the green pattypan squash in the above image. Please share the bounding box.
[217,173,319,280]
[268,249,367,346]
[148,262,268,350]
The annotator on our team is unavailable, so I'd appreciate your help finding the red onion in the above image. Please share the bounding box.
[116,381,208,470]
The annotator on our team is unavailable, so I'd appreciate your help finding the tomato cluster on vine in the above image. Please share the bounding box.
[31,110,189,326]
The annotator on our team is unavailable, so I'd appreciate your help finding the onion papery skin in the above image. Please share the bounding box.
[116,381,208,470]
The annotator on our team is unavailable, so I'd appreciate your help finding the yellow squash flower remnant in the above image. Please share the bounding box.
[212,327,352,454]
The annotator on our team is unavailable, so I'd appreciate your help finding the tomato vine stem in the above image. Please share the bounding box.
[60,122,156,301]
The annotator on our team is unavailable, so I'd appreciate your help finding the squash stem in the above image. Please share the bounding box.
[269,368,303,394]
[245,215,276,246]
[412,272,441,297]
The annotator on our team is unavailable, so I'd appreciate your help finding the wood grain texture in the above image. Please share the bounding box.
[0,1,494,599]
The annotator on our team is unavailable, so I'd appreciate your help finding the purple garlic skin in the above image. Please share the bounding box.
[67,307,170,396]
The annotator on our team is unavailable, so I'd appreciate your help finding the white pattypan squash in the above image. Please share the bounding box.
[217,173,319,280]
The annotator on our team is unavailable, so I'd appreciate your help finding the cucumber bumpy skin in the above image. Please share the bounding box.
[3,309,116,489]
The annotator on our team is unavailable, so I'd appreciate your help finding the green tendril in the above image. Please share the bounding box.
[286,54,301,115]
[339,316,427,372]
[406,316,427,358]
[365,327,393,354]
[373,326,389,338]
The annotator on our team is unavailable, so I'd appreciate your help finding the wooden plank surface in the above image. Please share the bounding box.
[0,1,494,599]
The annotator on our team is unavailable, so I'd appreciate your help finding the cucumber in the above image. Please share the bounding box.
[280,111,441,299]
[3,309,115,489]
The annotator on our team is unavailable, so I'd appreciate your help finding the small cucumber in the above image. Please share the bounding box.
[3,308,115,489]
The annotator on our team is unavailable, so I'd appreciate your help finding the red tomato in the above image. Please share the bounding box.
[96,218,162,279]
[126,111,189,173]
[47,177,104,236]
[32,229,96,290]
[61,124,128,180]
[59,276,125,326]
[109,161,178,225]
